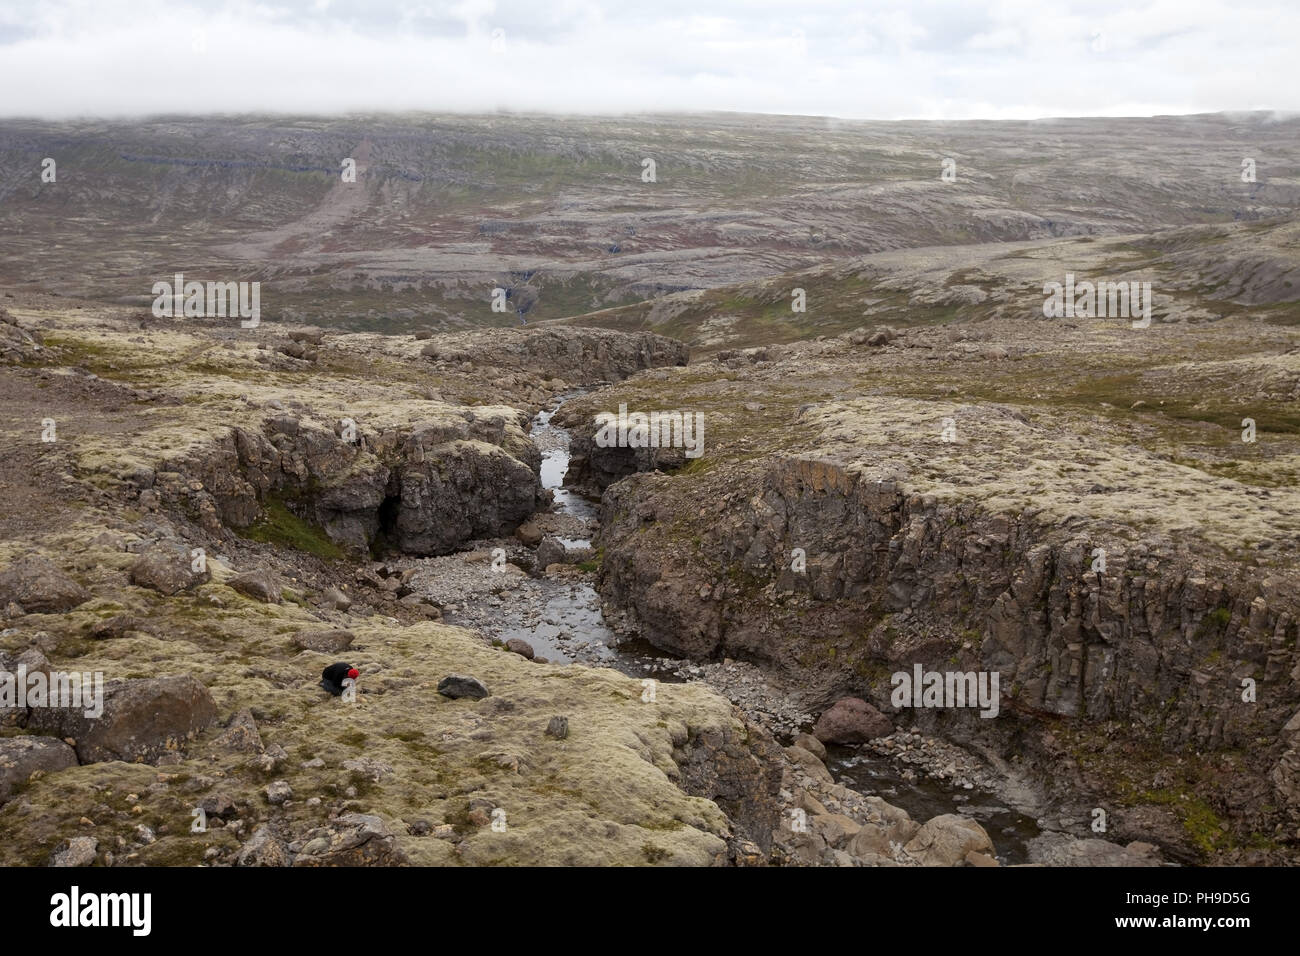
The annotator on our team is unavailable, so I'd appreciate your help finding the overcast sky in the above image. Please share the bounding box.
[1,0,1295,120]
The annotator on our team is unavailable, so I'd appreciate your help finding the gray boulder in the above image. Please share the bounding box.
[292,629,355,653]
[129,541,209,595]
[438,674,490,700]
[228,568,282,604]
[50,836,98,867]
[28,675,219,764]
[0,555,90,612]
[0,736,78,803]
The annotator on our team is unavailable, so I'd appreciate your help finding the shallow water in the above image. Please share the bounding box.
[534,404,600,522]
[478,398,678,676]
[826,745,1041,864]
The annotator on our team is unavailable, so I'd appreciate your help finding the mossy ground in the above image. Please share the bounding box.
[0,527,741,866]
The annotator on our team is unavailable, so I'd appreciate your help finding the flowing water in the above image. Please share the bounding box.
[478,397,679,675]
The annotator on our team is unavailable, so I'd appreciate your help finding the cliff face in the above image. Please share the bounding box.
[118,325,689,559]
[591,455,1300,857]
[601,454,1296,729]
[145,408,542,557]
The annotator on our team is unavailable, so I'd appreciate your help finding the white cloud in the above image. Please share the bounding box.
[0,0,1295,119]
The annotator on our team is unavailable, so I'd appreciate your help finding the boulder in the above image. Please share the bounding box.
[784,745,834,784]
[199,792,239,819]
[228,568,282,603]
[847,822,895,858]
[0,554,90,612]
[213,708,264,753]
[514,520,543,547]
[545,715,569,739]
[398,594,442,619]
[265,781,292,805]
[504,638,534,660]
[319,587,352,611]
[865,796,920,844]
[88,614,146,640]
[291,813,407,866]
[794,732,826,760]
[50,836,98,867]
[128,542,209,596]
[812,697,893,744]
[342,756,394,782]
[27,675,219,764]
[811,812,863,848]
[0,736,78,802]
[904,814,995,866]
[533,538,595,567]
[237,826,290,867]
[438,674,490,700]
[535,536,568,568]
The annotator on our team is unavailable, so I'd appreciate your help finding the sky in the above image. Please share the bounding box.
[0,0,1296,121]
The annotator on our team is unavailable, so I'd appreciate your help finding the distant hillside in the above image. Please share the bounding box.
[2,111,1298,332]
[556,217,1300,354]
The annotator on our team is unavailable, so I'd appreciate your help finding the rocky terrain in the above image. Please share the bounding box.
[1,293,1075,868]
[1,110,1297,869]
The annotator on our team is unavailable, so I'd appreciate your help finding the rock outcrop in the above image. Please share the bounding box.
[420,327,688,382]
[585,400,1300,859]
